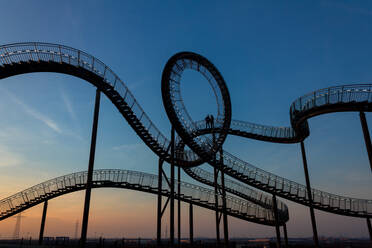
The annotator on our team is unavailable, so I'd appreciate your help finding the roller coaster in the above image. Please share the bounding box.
[0,169,288,225]
[0,42,371,247]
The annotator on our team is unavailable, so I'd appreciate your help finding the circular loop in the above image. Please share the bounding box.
[162,52,232,164]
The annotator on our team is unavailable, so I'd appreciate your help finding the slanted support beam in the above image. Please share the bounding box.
[359,112,372,172]
[367,217,372,243]
[38,200,48,245]
[189,203,194,245]
[80,89,101,248]
[272,194,281,248]
[283,224,288,247]
[300,141,319,247]
[157,142,173,246]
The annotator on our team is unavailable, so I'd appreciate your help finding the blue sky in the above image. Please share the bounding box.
[0,0,371,238]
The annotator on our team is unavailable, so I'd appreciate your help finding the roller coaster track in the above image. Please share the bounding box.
[183,166,288,219]
[0,169,285,226]
[0,42,370,220]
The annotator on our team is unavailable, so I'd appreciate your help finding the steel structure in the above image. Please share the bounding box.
[0,169,285,226]
[184,167,288,218]
[0,42,371,246]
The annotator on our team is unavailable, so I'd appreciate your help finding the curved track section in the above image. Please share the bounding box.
[194,119,300,143]
[0,43,199,167]
[189,86,372,218]
[194,85,371,144]
[183,166,288,220]
[0,43,370,219]
[161,52,231,163]
[0,169,285,226]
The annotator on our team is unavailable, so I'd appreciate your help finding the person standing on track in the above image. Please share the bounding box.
[205,115,211,128]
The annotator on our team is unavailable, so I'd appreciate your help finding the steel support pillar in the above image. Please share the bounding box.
[177,165,181,246]
[367,218,372,242]
[212,133,221,245]
[359,112,372,172]
[189,203,194,245]
[80,89,101,247]
[220,149,229,245]
[157,140,173,246]
[170,127,175,246]
[283,224,288,247]
[300,141,319,247]
[38,200,48,245]
[272,194,281,248]
[157,158,164,245]
[214,166,221,245]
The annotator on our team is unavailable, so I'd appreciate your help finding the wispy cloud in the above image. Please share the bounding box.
[112,143,143,151]
[61,90,77,123]
[2,88,62,133]
[60,89,86,142]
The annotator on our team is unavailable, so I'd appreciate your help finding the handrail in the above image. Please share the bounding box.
[0,169,281,225]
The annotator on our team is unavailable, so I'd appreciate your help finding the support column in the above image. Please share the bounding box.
[189,203,193,245]
[272,194,281,248]
[170,127,175,246]
[178,165,181,246]
[80,89,101,247]
[359,112,372,172]
[220,149,229,245]
[157,158,163,245]
[300,141,319,247]
[214,166,220,244]
[283,224,288,247]
[38,200,48,245]
[367,218,372,243]
[213,134,220,245]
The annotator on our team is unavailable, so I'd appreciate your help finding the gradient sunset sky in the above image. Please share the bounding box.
[0,0,371,239]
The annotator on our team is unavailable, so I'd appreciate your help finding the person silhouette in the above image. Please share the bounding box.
[205,115,210,128]
[210,114,214,128]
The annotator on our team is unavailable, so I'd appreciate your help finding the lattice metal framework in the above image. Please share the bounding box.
[0,169,282,225]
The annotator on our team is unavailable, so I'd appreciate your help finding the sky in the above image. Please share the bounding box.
[0,0,371,239]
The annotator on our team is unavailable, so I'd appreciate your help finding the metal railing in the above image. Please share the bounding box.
[290,84,372,117]
[220,149,372,216]
[0,42,200,164]
[0,169,277,224]
[193,85,372,217]
[186,167,288,215]
[194,119,297,140]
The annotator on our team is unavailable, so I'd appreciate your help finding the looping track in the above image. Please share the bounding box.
[0,42,370,221]
[161,52,231,164]
[0,169,286,226]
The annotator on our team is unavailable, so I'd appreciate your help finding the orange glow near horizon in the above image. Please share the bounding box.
[0,188,368,239]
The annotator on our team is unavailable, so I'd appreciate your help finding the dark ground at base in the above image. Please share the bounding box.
[0,239,370,248]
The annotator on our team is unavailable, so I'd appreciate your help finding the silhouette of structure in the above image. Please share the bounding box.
[12,213,23,239]
[38,200,48,245]
[0,43,371,248]
[0,168,288,246]
[74,220,79,240]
